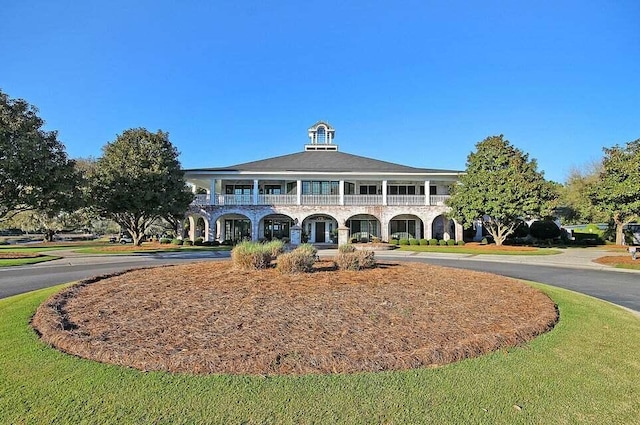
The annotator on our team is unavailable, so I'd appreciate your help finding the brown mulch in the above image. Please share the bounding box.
[32,261,558,376]
[594,255,640,267]
[0,252,41,259]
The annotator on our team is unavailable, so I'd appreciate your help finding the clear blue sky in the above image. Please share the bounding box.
[2,1,639,183]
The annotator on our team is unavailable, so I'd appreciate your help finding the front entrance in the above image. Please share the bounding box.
[315,222,326,243]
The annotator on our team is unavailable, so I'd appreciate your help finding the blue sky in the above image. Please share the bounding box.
[2,1,639,183]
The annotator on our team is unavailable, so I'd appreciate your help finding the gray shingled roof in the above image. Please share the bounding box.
[186,150,461,174]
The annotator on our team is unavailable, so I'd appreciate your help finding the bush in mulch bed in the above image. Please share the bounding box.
[276,243,317,274]
[0,252,42,259]
[32,261,559,376]
[231,241,279,270]
[334,250,376,270]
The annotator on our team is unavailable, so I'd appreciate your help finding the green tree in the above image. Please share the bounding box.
[557,162,608,225]
[447,135,557,246]
[588,139,640,245]
[0,89,79,223]
[90,128,193,246]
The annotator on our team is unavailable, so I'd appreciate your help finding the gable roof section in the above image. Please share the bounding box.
[186,150,461,174]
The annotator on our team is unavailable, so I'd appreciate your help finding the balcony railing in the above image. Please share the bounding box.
[191,194,450,207]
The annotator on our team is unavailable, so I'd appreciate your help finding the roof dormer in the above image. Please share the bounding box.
[305,121,338,151]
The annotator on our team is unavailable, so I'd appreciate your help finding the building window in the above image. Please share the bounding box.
[264,185,282,195]
[225,185,251,195]
[302,181,339,195]
[388,185,416,195]
[359,185,378,195]
[317,126,326,143]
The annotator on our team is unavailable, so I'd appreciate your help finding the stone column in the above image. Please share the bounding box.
[290,224,302,246]
[338,223,350,246]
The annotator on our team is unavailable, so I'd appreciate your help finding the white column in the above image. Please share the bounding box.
[382,180,388,206]
[209,178,216,205]
[191,184,197,194]
[339,180,345,205]
[425,180,431,205]
[296,180,302,205]
[253,179,259,205]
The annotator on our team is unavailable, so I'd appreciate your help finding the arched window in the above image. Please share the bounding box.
[316,126,326,144]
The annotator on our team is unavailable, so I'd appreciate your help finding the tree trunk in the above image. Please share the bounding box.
[43,229,55,242]
[615,220,625,245]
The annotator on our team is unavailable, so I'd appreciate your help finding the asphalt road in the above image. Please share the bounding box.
[1,251,639,314]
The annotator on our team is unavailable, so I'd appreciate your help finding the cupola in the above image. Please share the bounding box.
[305,121,338,151]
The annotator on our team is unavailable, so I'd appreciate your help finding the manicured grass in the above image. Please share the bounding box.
[0,255,60,267]
[398,245,561,255]
[74,245,232,255]
[1,282,639,423]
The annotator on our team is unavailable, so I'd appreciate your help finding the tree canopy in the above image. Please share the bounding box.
[588,138,640,245]
[557,162,608,225]
[90,128,193,245]
[447,135,557,245]
[0,89,79,223]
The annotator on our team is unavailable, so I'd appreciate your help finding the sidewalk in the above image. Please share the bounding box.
[318,247,640,273]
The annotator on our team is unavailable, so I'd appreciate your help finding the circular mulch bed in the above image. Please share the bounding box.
[32,261,558,375]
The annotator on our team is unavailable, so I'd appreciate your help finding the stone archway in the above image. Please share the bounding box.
[346,214,381,243]
[389,214,424,241]
[301,214,339,244]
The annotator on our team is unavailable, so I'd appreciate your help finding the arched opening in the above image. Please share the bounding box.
[302,214,338,244]
[432,214,456,241]
[217,213,252,244]
[260,214,294,241]
[346,214,381,243]
[389,214,424,240]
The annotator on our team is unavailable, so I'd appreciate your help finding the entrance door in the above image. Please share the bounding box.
[315,222,326,243]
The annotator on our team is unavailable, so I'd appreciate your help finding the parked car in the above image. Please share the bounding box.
[119,235,133,244]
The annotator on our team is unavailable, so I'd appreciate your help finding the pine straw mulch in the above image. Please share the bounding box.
[32,261,558,376]
[0,252,42,259]
[594,255,640,268]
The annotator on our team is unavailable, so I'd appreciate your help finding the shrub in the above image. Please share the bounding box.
[409,238,419,245]
[334,250,376,271]
[529,220,562,240]
[457,240,466,246]
[211,240,220,246]
[183,240,193,246]
[481,237,488,245]
[265,240,285,258]
[419,239,428,245]
[159,237,172,244]
[390,238,399,245]
[371,237,381,244]
[194,237,204,246]
[171,238,183,245]
[429,239,439,246]
[231,241,273,270]
[399,239,409,245]
[276,246,317,274]
[447,239,455,246]
[437,239,446,246]
[338,244,356,253]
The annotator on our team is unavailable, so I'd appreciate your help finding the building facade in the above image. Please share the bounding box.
[183,121,464,244]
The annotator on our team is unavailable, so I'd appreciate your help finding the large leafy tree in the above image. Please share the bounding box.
[0,89,79,223]
[91,128,193,246]
[447,135,557,246]
[557,162,608,225]
[588,138,640,245]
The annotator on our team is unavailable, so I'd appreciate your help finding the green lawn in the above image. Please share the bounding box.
[0,255,60,267]
[398,245,561,255]
[1,282,639,424]
[74,245,232,255]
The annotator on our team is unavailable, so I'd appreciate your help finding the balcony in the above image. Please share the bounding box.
[192,194,450,207]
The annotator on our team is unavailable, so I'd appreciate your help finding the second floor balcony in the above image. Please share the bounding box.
[191,194,450,207]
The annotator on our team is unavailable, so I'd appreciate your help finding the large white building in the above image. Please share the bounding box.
[183,121,464,244]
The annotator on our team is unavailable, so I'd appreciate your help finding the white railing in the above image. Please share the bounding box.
[192,194,210,205]
[344,195,383,205]
[430,195,450,205]
[387,195,426,206]
[190,193,452,207]
[257,194,298,205]
[301,195,341,205]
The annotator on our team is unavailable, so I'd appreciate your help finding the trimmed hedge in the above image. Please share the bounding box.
[457,240,466,246]
[409,238,419,245]
[399,239,410,246]
[447,239,455,246]
[438,239,447,246]
[171,238,183,246]
[429,239,439,246]
[419,239,428,245]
